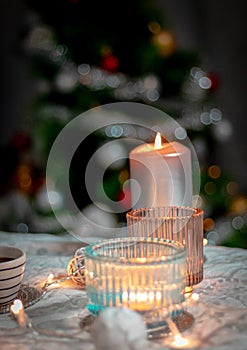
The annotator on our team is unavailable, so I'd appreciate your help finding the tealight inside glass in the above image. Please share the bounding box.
[84,237,187,329]
[126,207,204,287]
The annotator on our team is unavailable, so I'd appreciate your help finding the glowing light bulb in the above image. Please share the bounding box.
[154,132,162,149]
[191,293,199,302]
[173,334,189,347]
[10,299,30,328]
[10,299,23,314]
[47,273,54,284]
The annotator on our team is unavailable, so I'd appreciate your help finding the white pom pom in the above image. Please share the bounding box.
[91,307,148,350]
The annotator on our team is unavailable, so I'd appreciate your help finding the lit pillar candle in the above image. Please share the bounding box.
[129,132,192,208]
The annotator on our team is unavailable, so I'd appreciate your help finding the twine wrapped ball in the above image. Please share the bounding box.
[91,307,148,350]
[67,247,85,287]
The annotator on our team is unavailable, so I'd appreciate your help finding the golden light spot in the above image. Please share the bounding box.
[20,174,32,189]
[100,45,112,56]
[17,164,32,191]
[118,169,129,184]
[204,182,216,195]
[152,30,176,57]
[226,181,239,195]
[148,21,161,34]
[204,218,215,231]
[208,165,221,179]
[191,293,199,302]
[10,299,23,314]
[173,335,189,347]
[230,195,247,215]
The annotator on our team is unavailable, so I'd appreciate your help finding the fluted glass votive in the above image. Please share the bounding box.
[84,237,187,329]
[126,207,204,287]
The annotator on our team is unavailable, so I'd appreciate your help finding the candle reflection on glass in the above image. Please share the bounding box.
[122,290,163,311]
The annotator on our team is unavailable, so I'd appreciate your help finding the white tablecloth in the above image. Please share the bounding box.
[0,231,247,350]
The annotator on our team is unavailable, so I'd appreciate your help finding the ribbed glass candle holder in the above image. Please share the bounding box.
[126,207,204,287]
[84,237,187,329]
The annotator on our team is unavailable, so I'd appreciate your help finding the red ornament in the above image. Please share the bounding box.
[117,188,132,211]
[11,132,32,152]
[207,73,220,92]
[101,54,119,73]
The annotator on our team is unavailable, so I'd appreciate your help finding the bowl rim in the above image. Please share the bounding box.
[84,236,186,265]
[0,246,26,270]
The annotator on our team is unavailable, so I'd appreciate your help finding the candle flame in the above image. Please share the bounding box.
[154,132,162,149]
[10,299,23,314]
[173,334,189,347]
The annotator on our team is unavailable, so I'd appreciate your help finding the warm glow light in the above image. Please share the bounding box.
[204,218,215,231]
[148,291,155,302]
[184,286,193,298]
[148,21,161,34]
[173,334,190,347]
[123,291,162,303]
[165,333,200,349]
[122,291,128,301]
[10,299,30,328]
[47,273,54,284]
[122,290,163,311]
[10,299,23,315]
[208,165,221,179]
[137,292,148,303]
[129,292,136,303]
[154,132,162,149]
[191,293,199,302]
[203,238,208,246]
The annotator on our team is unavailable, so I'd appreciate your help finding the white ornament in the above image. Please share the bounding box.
[55,68,78,93]
[91,307,148,350]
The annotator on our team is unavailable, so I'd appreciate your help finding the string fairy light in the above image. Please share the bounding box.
[9,248,86,336]
[9,250,87,337]
[10,299,33,329]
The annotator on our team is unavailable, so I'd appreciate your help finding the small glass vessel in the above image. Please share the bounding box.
[84,236,187,330]
[126,206,204,287]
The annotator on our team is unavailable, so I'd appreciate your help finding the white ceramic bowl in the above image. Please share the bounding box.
[0,246,26,305]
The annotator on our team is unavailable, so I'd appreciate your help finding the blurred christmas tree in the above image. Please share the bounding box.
[0,0,246,247]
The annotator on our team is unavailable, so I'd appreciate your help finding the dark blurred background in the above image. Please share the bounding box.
[156,0,247,192]
[0,0,246,248]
